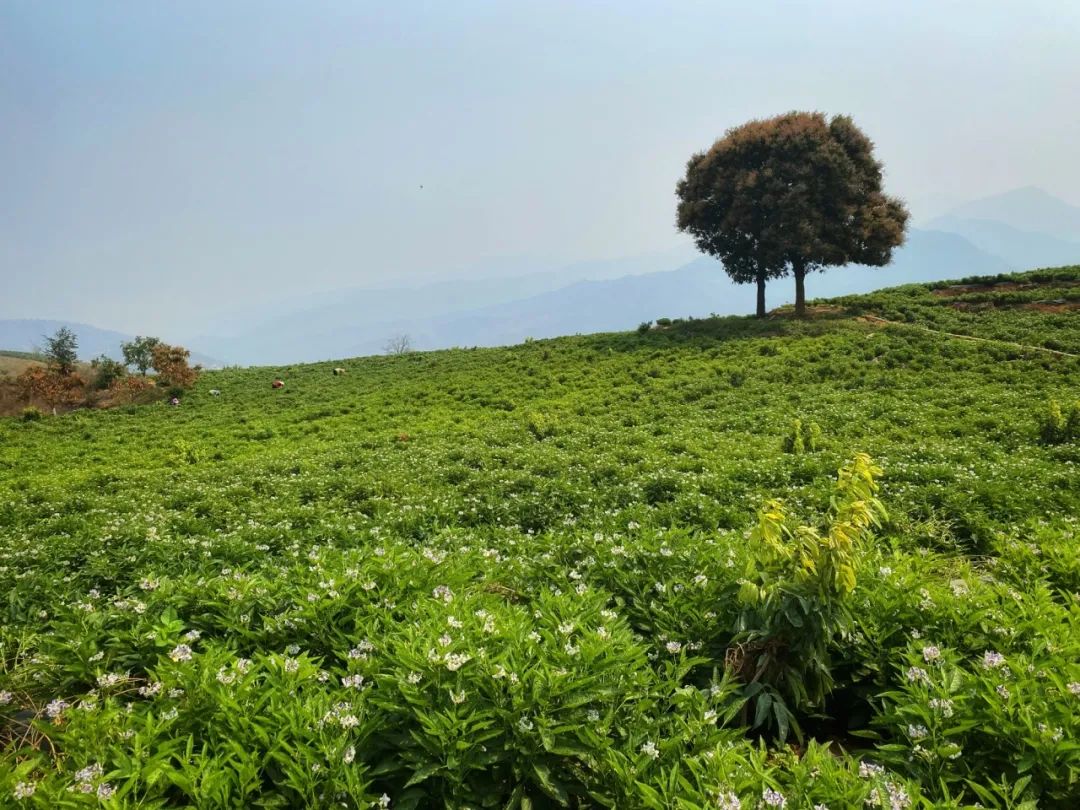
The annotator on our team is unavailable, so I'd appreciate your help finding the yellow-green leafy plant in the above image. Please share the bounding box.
[732,453,885,739]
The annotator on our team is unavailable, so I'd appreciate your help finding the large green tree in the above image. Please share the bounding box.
[676,111,909,317]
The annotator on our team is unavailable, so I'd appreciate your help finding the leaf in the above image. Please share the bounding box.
[530,762,570,807]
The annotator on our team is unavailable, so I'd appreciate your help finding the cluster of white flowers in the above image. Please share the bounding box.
[432,584,453,602]
[13,781,36,800]
[761,788,786,807]
[928,698,953,717]
[904,666,929,683]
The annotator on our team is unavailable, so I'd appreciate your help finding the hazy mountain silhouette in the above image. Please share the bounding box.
[925,215,1080,270]
[190,228,1007,364]
[941,187,1080,242]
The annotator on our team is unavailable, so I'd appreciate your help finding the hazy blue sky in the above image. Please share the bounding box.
[3,1,1079,334]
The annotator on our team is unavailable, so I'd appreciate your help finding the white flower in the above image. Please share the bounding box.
[929,698,954,717]
[13,782,36,799]
[640,740,660,759]
[342,674,364,689]
[0,691,13,705]
[450,690,467,704]
[996,683,1010,699]
[1068,682,1080,696]
[97,783,115,800]
[982,651,1006,669]
[432,585,453,603]
[858,761,884,778]
[377,794,391,808]
[558,622,574,635]
[921,645,941,663]
[169,644,193,662]
[518,715,534,731]
[665,641,682,654]
[762,788,786,807]
[343,745,356,764]
[444,653,471,672]
[406,672,422,684]
[907,724,928,740]
[715,790,740,810]
[284,658,300,673]
[904,666,929,683]
[46,698,69,719]
[286,644,301,655]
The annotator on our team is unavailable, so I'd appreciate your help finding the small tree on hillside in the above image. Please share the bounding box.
[90,355,127,390]
[384,334,413,356]
[151,343,199,388]
[677,111,909,317]
[42,327,78,375]
[121,336,161,375]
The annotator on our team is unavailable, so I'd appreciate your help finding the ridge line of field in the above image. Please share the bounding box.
[859,314,1079,358]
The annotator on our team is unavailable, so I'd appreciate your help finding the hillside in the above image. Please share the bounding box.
[1,268,1078,806]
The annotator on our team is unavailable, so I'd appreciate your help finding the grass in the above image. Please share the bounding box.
[0,267,1078,807]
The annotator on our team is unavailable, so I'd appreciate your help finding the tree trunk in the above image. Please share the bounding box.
[755,274,767,318]
[794,261,806,318]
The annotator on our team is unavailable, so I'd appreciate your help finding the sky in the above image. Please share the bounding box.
[2,0,1079,335]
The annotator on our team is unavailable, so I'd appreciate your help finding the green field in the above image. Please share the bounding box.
[1,268,1079,808]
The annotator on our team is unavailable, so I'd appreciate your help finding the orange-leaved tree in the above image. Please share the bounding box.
[151,343,199,389]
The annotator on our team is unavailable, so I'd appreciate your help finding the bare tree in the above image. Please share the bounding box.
[384,334,413,356]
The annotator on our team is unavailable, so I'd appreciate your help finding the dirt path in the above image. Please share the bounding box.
[859,315,1080,359]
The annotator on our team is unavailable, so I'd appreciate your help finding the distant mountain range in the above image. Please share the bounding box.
[7,187,1078,366]
[182,227,1009,364]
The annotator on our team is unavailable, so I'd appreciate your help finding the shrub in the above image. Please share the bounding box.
[15,366,87,409]
[637,321,652,334]
[525,411,557,440]
[733,453,885,739]
[1037,398,1080,444]
[152,343,199,389]
[20,406,43,422]
[90,355,127,390]
[781,418,822,454]
[107,375,158,404]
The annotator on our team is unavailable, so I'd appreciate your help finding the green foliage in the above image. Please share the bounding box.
[637,321,652,334]
[781,417,822,454]
[90,355,127,390]
[42,326,78,376]
[733,454,885,739]
[1038,397,1080,444]
[0,268,1078,806]
[19,406,43,422]
[121,335,161,375]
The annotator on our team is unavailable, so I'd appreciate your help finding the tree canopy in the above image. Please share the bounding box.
[42,326,78,375]
[121,336,161,375]
[676,111,909,317]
